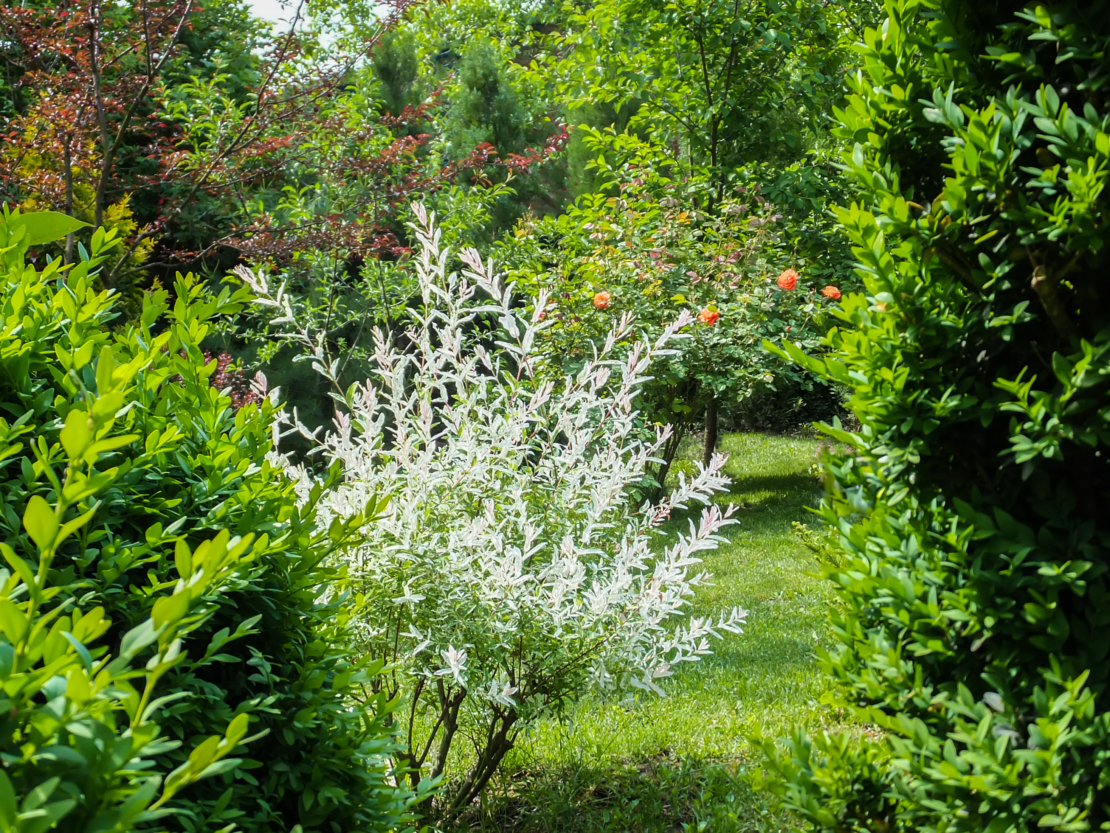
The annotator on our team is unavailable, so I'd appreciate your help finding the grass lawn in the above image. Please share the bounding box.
[456,432,844,832]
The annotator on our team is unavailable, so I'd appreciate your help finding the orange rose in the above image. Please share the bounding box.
[697,308,719,325]
[821,285,841,300]
[593,291,612,310]
[776,269,798,290]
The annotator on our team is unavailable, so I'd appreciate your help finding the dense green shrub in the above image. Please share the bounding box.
[0,209,419,832]
[760,0,1110,830]
[0,210,253,833]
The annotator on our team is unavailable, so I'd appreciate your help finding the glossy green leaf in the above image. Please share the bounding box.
[10,212,90,246]
[23,496,57,551]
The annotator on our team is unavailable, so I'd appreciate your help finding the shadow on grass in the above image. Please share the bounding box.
[708,472,822,545]
[451,756,789,833]
[667,470,819,533]
[726,472,818,504]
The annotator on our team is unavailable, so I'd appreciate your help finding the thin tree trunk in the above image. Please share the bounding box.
[63,139,75,264]
[87,2,111,232]
[445,712,517,817]
[428,685,465,782]
[702,396,718,469]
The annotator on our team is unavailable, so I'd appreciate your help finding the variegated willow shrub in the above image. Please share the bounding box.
[238,205,748,817]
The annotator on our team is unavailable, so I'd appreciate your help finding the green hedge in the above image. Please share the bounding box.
[761,1,1110,830]
[0,209,420,833]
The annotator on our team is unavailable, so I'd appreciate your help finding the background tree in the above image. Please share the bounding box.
[371,28,423,119]
[552,0,867,202]
[0,0,404,288]
[444,40,527,159]
[0,0,197,267]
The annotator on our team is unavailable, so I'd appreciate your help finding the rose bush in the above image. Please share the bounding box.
[498,128,850,474]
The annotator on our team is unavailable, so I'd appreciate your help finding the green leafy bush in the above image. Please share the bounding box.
[759,0,1110,830]
[0,208,419,833]
[0,211,253,833]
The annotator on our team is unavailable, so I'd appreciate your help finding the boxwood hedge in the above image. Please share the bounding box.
[761,1,1110,830]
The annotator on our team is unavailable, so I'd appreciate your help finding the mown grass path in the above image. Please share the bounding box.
[465,433,838,832]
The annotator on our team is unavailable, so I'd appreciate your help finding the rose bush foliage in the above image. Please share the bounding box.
[497,129,851,456]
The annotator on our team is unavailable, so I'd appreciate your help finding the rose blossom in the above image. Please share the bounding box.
[776,269,799,291]
[697,308,720,326]
[593,291,612,310]
[822,285,841,300]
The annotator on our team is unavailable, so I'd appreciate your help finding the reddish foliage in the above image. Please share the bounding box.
[205,351,262,411]
[0,0,568,284]
[0,0,425,277]
[0,0,192,231]
[229,121,570,265]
